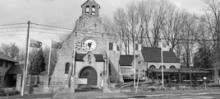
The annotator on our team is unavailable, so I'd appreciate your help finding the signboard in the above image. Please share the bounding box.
[75,78,87,84]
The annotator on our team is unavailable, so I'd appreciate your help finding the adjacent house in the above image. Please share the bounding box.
[119,54,145,81]
[141,47,181,70]
[0,53,19,87]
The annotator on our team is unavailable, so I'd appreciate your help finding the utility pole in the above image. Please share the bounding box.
[133,41,136,88]
[69,32,76,92]
[21,21,31,96]
[47,41,52,86]
[187,29,193,87]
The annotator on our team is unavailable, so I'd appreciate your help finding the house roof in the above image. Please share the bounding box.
[141,47,180,63]
[75,53,105,62]
[119,55,134,66]
[7,64,23,74]
[0,53,18,63]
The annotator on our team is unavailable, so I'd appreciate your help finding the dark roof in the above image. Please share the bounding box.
[75,53,85,61]
[75,53,105,62]
[119,55,134,66]
[0,53,18,63]
[94,54,105,62]
[7,64,23,74]
[141,47,180,63]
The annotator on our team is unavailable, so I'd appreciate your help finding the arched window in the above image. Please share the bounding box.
[159,65,166,69]
[91,5,96,15]
[149,65,156,70]
[92,5,96,12]
[170,65,176,69]
[65,63,70,74]
[86,5,90,13]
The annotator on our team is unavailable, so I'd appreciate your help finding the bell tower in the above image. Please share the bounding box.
[81,0,100,17]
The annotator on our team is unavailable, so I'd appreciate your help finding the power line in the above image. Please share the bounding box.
[0,22,218,42]
[31,22,73,31]
[30,27,72,32]
[0,23,26,27]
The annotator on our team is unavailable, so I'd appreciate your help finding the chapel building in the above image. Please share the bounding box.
[51,0,123,89]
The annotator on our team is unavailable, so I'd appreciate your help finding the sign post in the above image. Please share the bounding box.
[203,77,207,90]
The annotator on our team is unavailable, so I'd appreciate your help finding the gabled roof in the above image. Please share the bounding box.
[0,53,18,63]
[75,53,105,62]
[119,55,134,66]
[141,47,180,63]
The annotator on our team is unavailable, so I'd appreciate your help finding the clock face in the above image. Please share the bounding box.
[84,39,96,51]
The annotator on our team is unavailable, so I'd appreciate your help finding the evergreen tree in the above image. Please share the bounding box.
[194,47,213,69]
[29,48,46,75]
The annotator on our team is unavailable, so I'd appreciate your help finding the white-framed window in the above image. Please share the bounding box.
[149,65,156,69]
[170,65,176,69]
[159,65,166,69]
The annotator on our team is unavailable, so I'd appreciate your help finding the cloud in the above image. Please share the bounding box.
[0,0,205,47]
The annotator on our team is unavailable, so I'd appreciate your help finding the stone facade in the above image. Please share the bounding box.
[51,0,122,90]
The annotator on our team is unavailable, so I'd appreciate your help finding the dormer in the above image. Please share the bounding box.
[81,0,100,17]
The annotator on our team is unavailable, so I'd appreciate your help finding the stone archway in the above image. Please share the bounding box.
[79,66,97,86]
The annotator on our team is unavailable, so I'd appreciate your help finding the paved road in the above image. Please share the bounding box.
[0,92,220,99]
[130,94,220,99]
[2,94,219,99]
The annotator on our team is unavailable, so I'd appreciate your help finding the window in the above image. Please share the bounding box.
[0,60,3,67]
[92,5,96,12]
[149,65,156,69]
[117,46,120,51]
[91,5,96,15]
[5,63,8,68]
[135,44,138,50]
[109,63,112,75]
[65,63,70,74]
[138,61,141,64]
[170,65,176,69]
[86,5,90,13]
[109,42,113,51]
[159,65,166,69]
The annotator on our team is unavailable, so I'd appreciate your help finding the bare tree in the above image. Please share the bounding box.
[180,12,198,67]
[205,0,220,84]
[0,43,19,59]
[161,5,185,51]
[114,8,130,54]
[137,0,154,45]
[150,0,168,47]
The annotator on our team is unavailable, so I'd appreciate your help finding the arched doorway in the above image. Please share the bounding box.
[79,67,97,86]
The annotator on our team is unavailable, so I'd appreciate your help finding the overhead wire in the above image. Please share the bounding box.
[0,23,26,27]
[0,22,219,42]
[31,22,73,31]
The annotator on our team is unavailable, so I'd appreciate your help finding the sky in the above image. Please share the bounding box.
[0,0,206,48]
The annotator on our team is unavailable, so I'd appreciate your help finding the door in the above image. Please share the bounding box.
[79,67,97,86]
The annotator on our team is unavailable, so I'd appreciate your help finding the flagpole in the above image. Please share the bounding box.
[161,44,164,88]
[47,40,52,85]
[21,21,31,96]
